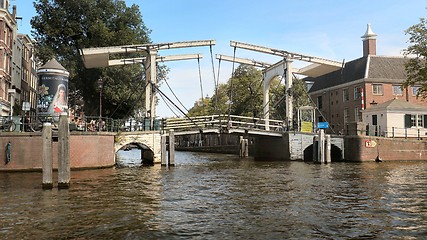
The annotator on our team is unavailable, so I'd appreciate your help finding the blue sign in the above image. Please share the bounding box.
[317,122,329,129]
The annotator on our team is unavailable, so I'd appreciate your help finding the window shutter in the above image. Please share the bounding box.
[424,115,427,128]
[405,114,412,128]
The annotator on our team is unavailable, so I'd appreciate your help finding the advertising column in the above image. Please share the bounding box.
[37,59,70,122]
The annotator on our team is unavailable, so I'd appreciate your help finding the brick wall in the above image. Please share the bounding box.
[345,135,427,161]
[0,132,115,171]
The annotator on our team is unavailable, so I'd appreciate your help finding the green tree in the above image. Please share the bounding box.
[290,77,312,115]
[209,83,230,115]
[227,65,264,117]
[31,0,163,119]
[188,65,285,119]
[187,97,211,117]
[404,17,427,97]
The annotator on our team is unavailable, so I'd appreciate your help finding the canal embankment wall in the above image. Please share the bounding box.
[0,132,116,171]
[344,135,427,161]
[176,132,427,161]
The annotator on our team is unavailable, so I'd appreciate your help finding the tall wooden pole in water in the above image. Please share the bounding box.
[58,113,70,189]
[325,134,331,163]
[168,129,175,166]
[319,129,325,163]
[42,123,53,190]
[161,135,167,166]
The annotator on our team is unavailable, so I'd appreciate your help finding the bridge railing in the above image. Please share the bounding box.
[71,116,162,132]
[164,114,286,132]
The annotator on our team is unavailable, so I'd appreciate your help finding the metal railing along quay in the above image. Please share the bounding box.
[0,115,162,133]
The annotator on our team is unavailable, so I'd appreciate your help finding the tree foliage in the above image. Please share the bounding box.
[31,0,163,119]
[404,17,427,98]
[290,77,312,115]
[226,65,264,117]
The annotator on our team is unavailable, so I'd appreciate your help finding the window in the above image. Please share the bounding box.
[355,107,362,122]
[343,89,349,102]
[372,84,383,95]
[344,108,349,123]
[317,96,323,109]
[412,86,421,96]
[405,114,426,128]
[354,86,362,100]
[372,115,377,126]
[393,85,403,95]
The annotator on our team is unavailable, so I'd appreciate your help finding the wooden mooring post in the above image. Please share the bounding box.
[161,135,167,166]
[161,132,176,167]
[239,136,249,158]
[313,130,331,164]
[42,122,53,190]
[168,130,175,166]
[58,113,70,189]
[325,134,331,163]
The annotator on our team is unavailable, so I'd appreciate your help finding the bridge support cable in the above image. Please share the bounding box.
[197,56,205,112]
[209,45,218,96]
[158,92,181,118]
[211,45,220,113]
[215,57,221,111]
[123,81,151,120]
[228,46,237,121]
[292,72,336,134]
[163,78,190,114]
[109,71,146,118]
[154,85,204,132]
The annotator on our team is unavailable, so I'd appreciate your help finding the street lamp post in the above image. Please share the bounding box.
[97,78,104,131]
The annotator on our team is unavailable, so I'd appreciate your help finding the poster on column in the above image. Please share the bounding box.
[37,74,69,122]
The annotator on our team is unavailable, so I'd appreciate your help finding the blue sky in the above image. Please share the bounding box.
[15,0,427,117]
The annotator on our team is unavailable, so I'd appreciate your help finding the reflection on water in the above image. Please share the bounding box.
[1,149,427,239]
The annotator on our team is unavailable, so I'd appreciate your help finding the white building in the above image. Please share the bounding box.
[362,99,427,138]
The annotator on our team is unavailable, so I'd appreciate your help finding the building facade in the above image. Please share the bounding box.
[308,25,427,135]
[0,1,16,116]
[0,2,37,118]
[17,34,37,118]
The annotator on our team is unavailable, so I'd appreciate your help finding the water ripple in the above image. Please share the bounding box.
[1,151,426,239]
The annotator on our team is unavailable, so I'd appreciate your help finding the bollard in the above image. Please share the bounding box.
[58,113,70,189]
[168,129,175,166]
[161,135,167,166]
[313,136,318,163]
[239,136,249,158]
[243,139,249,157]
[239,136,244,157]
[319,129,325,163]
[325,134,331,163]
[42,123,53,190]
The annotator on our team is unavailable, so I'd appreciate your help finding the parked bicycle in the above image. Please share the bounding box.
[0,117,16,132]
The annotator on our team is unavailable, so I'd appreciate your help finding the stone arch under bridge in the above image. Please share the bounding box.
[114,132,162,164]
[287,132,344,161]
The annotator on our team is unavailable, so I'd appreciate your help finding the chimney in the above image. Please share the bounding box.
[12,5,16,18]
[361,24,377,57]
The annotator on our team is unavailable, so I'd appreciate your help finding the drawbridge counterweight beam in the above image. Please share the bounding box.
[80,39,216,130]
[230,41,341,67]
[215,54,272,68]
[108,54,203,66]
[80,40,215,69]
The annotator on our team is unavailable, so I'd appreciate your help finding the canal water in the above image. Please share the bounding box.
[1,150,427,239]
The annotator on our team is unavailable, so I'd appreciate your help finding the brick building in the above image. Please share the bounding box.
[307,24,427,135]
[0,0,16,116]
[0,1,37,118]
